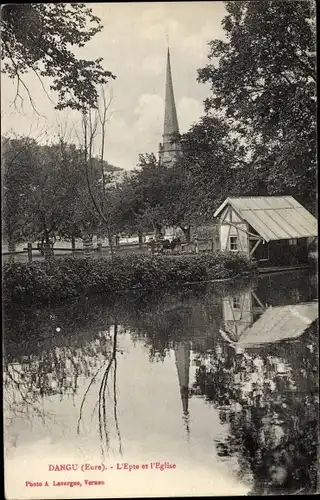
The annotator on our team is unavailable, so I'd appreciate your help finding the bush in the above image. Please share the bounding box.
[3,251,257,303]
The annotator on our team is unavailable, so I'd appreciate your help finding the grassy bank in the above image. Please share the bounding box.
[3,252,257,303]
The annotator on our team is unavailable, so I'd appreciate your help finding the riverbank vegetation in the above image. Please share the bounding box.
[3,252,257,303]
[2,2,316,261]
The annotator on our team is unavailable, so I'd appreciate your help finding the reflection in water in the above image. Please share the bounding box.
[4,328,113,441]
[194,321,318,495]
[193,271,318,495]
[76,324,123,460]
[3,270,319,496]
[174,341,191,437]
[220,290,318,347]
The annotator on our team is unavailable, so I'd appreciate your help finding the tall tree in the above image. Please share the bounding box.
[117,154,172,237]
[198,0,316,212]
[80,85,119,258]
[176,115,250,226]
[2,136,39,257]
[54,138,103,250]
[2,135,116,259]
[21,141,85,256]
[1,4,115,111]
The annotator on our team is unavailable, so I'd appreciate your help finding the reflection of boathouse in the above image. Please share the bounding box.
[220,290,318,347]
[214,196,317,267]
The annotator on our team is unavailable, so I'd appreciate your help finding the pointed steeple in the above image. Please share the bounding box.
[159,48,181,166]
[164,48,179,137]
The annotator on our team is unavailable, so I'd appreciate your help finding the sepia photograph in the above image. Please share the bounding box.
[1,1,318,498]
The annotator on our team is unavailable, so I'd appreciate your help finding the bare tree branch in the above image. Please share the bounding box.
[4,40,47,118]
[32,67,57,107]
[80,85,116,259]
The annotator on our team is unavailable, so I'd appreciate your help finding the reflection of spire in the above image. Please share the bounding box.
[183,412,190,442]
[174,341,190,438]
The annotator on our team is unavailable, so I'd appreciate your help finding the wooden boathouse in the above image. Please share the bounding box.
[214,196,317,268]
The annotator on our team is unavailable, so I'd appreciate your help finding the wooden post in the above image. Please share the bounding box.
[250,239,262,256]
[71,235,76,256]
[194,237,199,254]
[27,242,32,263]
[138,231,144,249]
[225,225,231,251]
[8,239,16,264]
[97,242,102,257]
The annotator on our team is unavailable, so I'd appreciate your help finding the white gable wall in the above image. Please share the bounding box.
[220,224,231,251]
[219,205,250,255]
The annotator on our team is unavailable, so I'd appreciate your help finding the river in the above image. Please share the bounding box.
[3,269,318,498]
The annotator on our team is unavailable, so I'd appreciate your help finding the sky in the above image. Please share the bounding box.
[1,2,227,171]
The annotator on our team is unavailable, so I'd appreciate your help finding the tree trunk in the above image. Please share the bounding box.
[180,226,191,242]
[107,224,115,260]
[97,242,102,257]
[150,239,156,255]
[71,234,76,255]
[27,242,33,263]
[83,233,94,259]
[43,242,53,261]
[43,244,53,261]
[44,231,53,261]
[8,235,16,264]
[155,225,162,239]
[138,231,144,249]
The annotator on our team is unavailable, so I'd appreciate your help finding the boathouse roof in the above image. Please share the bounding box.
[214,196,317,242]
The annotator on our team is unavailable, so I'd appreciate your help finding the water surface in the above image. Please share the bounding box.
[3,270,318,497]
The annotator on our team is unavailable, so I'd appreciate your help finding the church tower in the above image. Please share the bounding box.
[159,48,182,166]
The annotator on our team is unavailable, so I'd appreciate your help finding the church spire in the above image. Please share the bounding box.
[164,48,179,137]
[159,47,181,166]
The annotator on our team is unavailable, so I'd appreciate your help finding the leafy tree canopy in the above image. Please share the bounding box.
[1,3,115,110]
[177,115,250,223]
[1,135,122,244]
[119,154,172,234]
[198,0,315,137]
[197,0,316,212]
